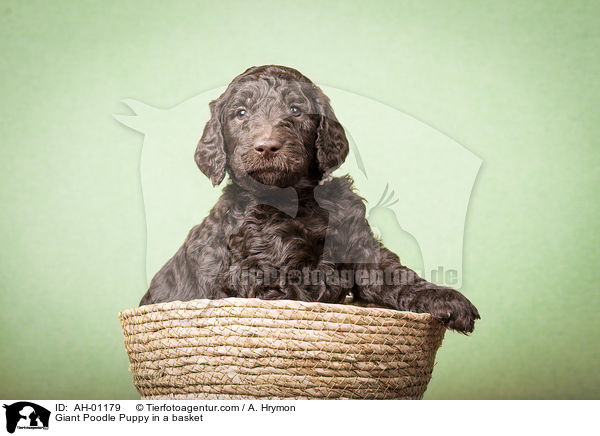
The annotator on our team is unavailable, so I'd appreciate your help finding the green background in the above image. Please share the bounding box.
[1,0,598,399]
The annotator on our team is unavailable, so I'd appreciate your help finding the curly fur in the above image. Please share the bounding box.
[140,65,480,333]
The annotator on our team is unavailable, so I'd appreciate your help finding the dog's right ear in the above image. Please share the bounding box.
[195,98,227,186]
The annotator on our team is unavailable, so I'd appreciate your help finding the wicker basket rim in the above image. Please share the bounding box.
[120,297,436,323]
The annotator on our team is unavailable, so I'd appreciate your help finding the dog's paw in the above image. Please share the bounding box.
[407,288,480,334]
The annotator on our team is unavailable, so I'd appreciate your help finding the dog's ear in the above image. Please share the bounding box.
[314,89,349,177]
[195,97,227,186]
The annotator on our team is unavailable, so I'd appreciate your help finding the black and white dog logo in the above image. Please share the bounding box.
[3,402,50,433]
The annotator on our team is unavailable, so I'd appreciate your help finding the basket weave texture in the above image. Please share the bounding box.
[120,297,445,400]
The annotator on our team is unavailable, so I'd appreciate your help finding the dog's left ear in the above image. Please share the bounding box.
[314,89,349,177]
[195,97,227,186]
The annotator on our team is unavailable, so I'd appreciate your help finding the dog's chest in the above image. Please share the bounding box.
[228,204,329,266]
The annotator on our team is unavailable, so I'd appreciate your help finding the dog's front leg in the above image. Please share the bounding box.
[316,181,479,332]
[352,249,481,333]
[350,245,480,333]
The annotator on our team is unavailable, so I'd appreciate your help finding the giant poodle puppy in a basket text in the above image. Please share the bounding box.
[140,65,479,333]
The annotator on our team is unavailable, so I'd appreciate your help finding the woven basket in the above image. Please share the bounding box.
[119,297,446,400]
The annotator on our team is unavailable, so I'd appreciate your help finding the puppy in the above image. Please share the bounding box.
[140,65,480,333]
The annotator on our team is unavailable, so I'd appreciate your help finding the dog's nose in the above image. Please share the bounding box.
[254,139,281,157]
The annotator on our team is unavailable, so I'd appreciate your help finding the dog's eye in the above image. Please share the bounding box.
[290,106,302,116]
[236,109,248,119]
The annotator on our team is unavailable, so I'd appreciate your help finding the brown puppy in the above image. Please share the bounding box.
[140,65,480,333]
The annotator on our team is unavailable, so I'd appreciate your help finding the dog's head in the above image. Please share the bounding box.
[195,65,349,189]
